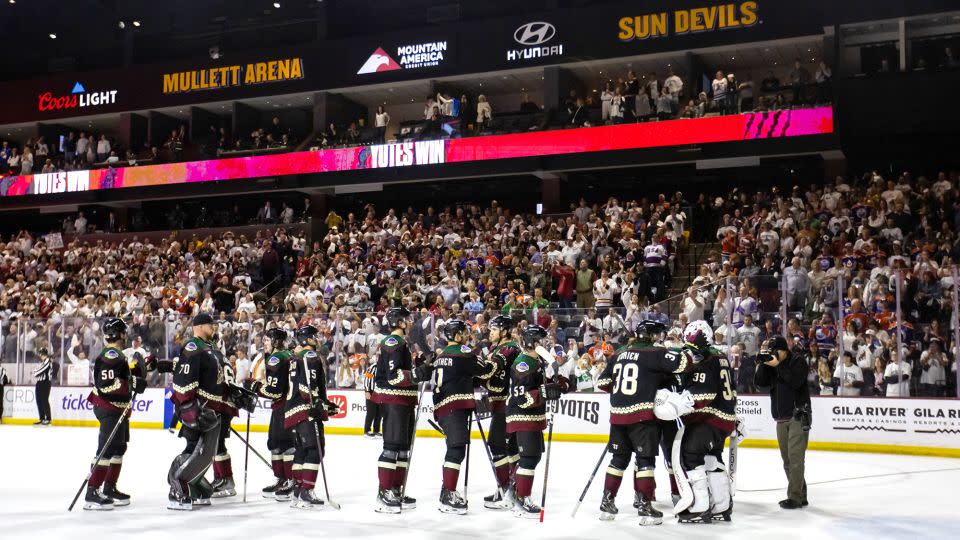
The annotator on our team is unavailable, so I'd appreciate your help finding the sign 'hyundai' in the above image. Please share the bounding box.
[513,22,556,46]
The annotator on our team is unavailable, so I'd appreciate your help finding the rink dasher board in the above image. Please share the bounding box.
[2,386,959,457]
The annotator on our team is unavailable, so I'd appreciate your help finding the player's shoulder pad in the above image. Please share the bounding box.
[460,344,472,354]
[184,341,199,352]
[267,355,281,366]
[303,350,318,359]
[104,349,121,360]
[515,360,530,373]
[383,336,400,348]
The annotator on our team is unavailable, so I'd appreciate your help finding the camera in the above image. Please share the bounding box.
[795,402,812,432]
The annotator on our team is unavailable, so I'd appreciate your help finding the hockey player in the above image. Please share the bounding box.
[664,320,737,524]
[167,314,223,511]
[244,327,297,500]
[284,324,339,510]
[506,324,561,519]
[481,315,521,510]
[594,320,689,525]
[84,318,146,510]
[432,319,497,514]
[373,306,434,514]
[210,341,241,499]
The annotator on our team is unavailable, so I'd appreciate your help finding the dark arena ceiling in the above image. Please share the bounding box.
[0,0,611,82]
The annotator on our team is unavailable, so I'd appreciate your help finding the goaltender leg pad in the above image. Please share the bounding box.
[707,470,731,514]
[671,422,694,514]
[175,421,220,487]
[687,467,710,514]
[168,454,190,499]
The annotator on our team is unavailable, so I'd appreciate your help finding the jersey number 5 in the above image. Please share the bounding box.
[611,363,639,396]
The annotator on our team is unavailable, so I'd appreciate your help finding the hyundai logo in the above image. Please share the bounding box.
[514,22,556,46]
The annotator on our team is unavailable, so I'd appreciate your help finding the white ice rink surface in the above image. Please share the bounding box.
[2,424,959,540]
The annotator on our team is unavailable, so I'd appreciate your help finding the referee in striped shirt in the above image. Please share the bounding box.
[32,347,54,425]
[363,363,382,438]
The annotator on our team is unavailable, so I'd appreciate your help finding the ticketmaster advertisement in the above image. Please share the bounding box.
[3,387,958,455]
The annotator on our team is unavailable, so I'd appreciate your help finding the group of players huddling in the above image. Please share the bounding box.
[81,307,744,525]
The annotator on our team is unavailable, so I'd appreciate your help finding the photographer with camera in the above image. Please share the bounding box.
[755,335,811,510]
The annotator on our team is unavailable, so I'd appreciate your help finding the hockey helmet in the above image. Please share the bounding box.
[635,320,667,342]
[520,324,549,350]
[295,324,320,346]
[102,318,128,342]
[265,327,288,348]
[488,315,515,331]
[442,319,468,342]
[385,307,412,329]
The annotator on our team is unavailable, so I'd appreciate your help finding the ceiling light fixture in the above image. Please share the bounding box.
[133,20,141,27]
[49,33,57,39]
[273,2,281,8]
[118,21,125,29]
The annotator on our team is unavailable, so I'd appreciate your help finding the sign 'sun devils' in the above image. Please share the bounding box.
[618,1,759,41]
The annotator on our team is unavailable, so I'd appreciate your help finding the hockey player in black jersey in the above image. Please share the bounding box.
[373,307,434,514]
[432,319,497,514]
[84,318,146,510]
[506,324,561,519]
[167,314,223,511]
[244,327,297,500]
[284,324,339,510]
[662,320,738,524]
[595,320,689,525]
[210,341,240,499]
[481,315,521,510]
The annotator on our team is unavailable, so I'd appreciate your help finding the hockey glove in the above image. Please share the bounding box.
[143,354,157,372]
[541,382,562,401]
[733,418,746,444]
[413,362,434,383]
[243,379,264,395]
[322,399,341,417]
[131,376,147,394]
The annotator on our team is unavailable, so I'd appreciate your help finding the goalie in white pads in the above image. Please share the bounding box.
[655,321,737,524]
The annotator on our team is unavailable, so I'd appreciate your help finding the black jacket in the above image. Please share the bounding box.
[755,351,810,421]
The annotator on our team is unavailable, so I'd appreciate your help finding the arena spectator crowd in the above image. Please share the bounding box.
[0,167,957,401]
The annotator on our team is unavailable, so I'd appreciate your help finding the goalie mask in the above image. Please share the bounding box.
[683,320,714,353]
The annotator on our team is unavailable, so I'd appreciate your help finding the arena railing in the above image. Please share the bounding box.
[2,269,956,399]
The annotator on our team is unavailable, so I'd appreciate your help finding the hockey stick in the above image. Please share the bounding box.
[427,418,445,435]
[571,442,609,518]
[539,412,555,523]
[302,354,341,510]
[464,411,473,502]
[242,411,251,503]
[229,426,272,469]
[671,417,694,514]
[729,418,744,495]
[398,379,430,514]
[474,413,507,501]
[68,396,135,511]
